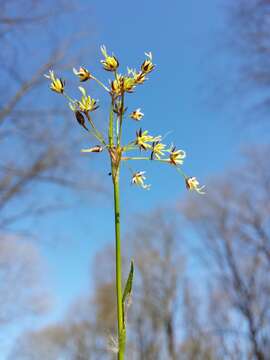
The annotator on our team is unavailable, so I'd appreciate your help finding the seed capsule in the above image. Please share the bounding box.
[75,111,88,131]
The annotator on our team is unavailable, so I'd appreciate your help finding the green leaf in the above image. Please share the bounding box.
[122,260,134,305]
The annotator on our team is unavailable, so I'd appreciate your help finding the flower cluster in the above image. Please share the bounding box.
[44,46,205,194]
[110,74,136,96]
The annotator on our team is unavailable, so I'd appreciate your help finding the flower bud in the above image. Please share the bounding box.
[81,145,103,153]
[75,111,88,131]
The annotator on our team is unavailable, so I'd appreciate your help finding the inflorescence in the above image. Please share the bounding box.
[44,46,205,195]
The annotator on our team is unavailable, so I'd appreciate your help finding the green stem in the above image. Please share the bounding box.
[63,92,76,103]
[117,93,125,146]
[109,103,114,147]
[112,172,125,360]
[121,156,150,161]
[85,112,106,146]
[91,75,110,92]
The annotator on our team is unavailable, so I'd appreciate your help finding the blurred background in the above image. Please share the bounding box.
[1,0,270,359]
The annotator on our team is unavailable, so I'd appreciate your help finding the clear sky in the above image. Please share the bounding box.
[3,0,268,357]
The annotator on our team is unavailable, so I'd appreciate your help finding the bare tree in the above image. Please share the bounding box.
[8,324,71,360]
[183,145,270,359]
[0,0,103,232]
[15,172,270,360]
[8,208,186,359]
[0,235,51,327]
[178,280,220,360]
[0,1,108,356]
[127,208,184,360]
[8,270,115,360]
[224,0,270,119]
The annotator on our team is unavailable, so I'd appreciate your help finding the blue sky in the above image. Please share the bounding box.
[3,0,268,357]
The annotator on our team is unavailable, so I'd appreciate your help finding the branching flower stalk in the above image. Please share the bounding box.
[44,46,205,360]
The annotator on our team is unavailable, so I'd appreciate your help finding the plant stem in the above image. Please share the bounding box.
[109,103,114,147]
[112,171,125,359]
[117,93,125,146]
[91,75,110,92]
[84,112,106,145]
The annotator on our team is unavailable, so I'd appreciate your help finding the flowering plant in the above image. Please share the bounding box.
[45,46,205,359]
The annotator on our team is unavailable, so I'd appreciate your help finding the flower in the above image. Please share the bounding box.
[78,87,98,113]
[81,145,103,153]
[110,75,136,95]
[135,128,159,150]
[100,45,119,71]
[151,141,166,160]
[134,71,147,84]
[169,146,186,165]
[111,74,123,96]
[131,171,151,190]
[141,52,155,74]
[44,70,65,94]
[130,109,144,121]
[185,177,206,194]
[128,68,147,85]
[123,77,136,93]
[73,67,91,82]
